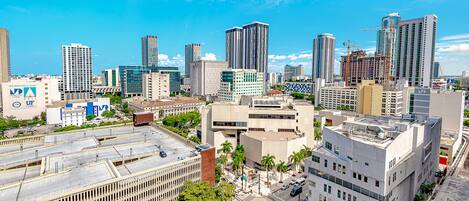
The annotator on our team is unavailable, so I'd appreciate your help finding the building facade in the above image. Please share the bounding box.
[225,27,243,69]
[62,43,93,100]
[142,72,170,100]
[218,69,264,102]
[340,50,390,86]
[0,28,11,83]
[184,43,201,77]
[201,96,314,168]
[190,60,228,97]
[357,80,383,116]
[381,90,403,117]
[268,72,280,87]
[284,64,304,81]
[141,35,158,67]
[376,13,401,76]
[102,68,120,87]
[128,97,205,120]
[432,62,440,79]
[119,66,181,97]
[395,15,437,87]
[313,33,335,83]
[46,98,110,126]
[319,87,358,111]
[306,116,441,201]
[243,22,269,92]
[284,82,315,94]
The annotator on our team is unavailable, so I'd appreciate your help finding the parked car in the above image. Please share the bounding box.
[295,177,306,185]
[281,184,289,190]
[159,150,167,158]
[290,185,302,197]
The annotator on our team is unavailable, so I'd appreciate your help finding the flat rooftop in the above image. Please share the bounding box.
[0,125,197,200]
[129,97,204,108]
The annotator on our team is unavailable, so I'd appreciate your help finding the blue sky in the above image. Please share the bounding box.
[1,0,468,76]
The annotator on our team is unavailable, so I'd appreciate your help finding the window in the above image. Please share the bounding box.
[393,172,396,182]
[358,174,362,180]
[325,141,332,150]
[343,166,346,174]
[365,162,369,166]
[353,196,357,201]
[324,184,327,192]
[364,176,368,183]
[338,190,341,198]
[325,160,328,168]
[343,192,346,200]
[375,180,380,188]
[333,163,336,171]
[312,155,320,163]
[348,194,351,201]
[353,172,356,178]
[328,186,331,194]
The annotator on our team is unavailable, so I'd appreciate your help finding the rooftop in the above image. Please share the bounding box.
[129,97,204,108]
[0,125,197,200]
[244,131,301,141]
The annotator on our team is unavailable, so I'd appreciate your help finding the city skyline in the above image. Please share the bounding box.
[1,0,469,75]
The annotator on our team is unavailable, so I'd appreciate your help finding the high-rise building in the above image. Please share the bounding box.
[283,64,304,81]
[226,27,243,68]
[62,43,93,100]
[432,62,440,79]
[340,50,390,86]
[268,72,280,87]
[376,13,401,76]
[141,35,158,67]
[357,80,383,116]
[218,69,264,102]
[242,22,269,92]
[185,43,201,77]
[102,68,120,87]
[396,15,437,87]
[0,28,11,83]
[381,90,403,117]
[306,115,441,201]
[313,33,335,82]
[142,72,170,100]
[190,60,228,96]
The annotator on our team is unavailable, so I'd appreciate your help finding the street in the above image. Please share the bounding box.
[269,176,308,201]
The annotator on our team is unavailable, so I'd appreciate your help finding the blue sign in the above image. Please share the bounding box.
[9,88,23,97]
[23,87,37,97]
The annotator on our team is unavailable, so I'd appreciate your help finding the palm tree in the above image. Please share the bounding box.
[276,161,288,183]
[221,141,233,155]
[261,154,276,183]
[301,145,312,158]
[232,155,242,175]
[219,154,228,170]
[314,127,322,141]
[289,151,304,174]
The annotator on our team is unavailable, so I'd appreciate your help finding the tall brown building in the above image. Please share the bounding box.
[0,28,11,83]
[341,50,390,86]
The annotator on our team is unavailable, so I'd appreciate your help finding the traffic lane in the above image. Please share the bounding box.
[271,183,308,201]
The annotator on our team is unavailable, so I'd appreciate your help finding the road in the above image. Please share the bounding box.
[269,175,308,201]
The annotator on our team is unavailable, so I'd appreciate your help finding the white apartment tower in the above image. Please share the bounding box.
[396,15,437,87]
[185,43,201,77]
[190,60,228,97]
[306,116,441,201]
[61,43,93,100]
[142,72,170,100]
[313,33,335,83]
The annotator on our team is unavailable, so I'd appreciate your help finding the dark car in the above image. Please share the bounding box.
[159,150,167,158]
[290,185,302,197]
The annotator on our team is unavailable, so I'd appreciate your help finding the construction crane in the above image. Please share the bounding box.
[342,40,358,86]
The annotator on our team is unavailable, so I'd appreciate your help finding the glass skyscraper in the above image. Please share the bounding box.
[119,66,180,97]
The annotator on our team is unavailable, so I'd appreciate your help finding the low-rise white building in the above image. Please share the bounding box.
[306,115,441,201]
[318,87,357,111]
[128,97,205,120]
[201,95,314,168]
[2,77,61,120]
[381,90,403,117]
[142,72,170,100]
[46,98,110,126]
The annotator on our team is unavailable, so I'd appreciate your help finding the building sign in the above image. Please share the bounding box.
[8,85,38,109]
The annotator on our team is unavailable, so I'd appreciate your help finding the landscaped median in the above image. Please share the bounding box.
[159,112,201,144]
[54,120,132,133]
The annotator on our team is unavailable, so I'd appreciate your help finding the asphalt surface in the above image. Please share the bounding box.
[269,175,308,201]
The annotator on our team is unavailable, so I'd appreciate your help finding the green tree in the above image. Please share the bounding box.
[219,154,228,169]
[300,145,312,158]
[290,92,305,99]
[289,151,304,173]
[314,127,322,141]
[221,140,233,155]
[178,181,217,200]
[215,165,222,183]
[215,181,235,201]
[314,104,324,111]
[86,114,97,121]
[465,109,469,118]
[306,94,315,102]
[464,119,469,127]
[276,161,288,183]
[414,194,425,201]
[101,109,116,118]
[231,145,245,175]
[314,121,321,128]
[261,154,276,183]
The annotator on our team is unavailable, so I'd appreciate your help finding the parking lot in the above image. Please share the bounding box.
[269,175,309,201]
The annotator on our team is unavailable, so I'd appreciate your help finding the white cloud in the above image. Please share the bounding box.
[158,53,184,67]
[437,43,469,53]
[158,54,169,61]
[201,53,217,61]
[441,33,469,41]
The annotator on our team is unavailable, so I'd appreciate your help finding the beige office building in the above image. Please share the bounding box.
[190,60,228,96]
[142,72,170,100]
[357,80,383,116]
[0,28,10,83]
[201,95,314,168]
[318,86,358,111]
